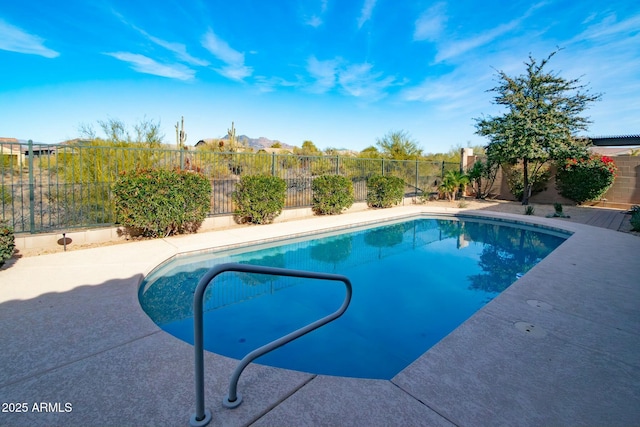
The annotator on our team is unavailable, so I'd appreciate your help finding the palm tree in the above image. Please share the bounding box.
[439,170,469,201]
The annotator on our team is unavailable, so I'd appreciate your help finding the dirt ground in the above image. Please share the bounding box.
[11,199,639,258]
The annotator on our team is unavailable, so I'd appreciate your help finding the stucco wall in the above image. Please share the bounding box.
[466,155,640,208]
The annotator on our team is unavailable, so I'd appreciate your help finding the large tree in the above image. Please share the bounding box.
[294,140,321,156]
[79,117,164,148]
[376,130,422,160]
[475,51,600,205]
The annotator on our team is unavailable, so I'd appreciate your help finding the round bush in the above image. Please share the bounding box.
[366,175,405,208]
[556,155,617,204]
[312,175,354,215]
[0,220,15,266]
[113,168,211,238]
[232,175,286,224]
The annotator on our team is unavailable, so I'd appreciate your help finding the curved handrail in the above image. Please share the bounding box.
[190,262,352,427]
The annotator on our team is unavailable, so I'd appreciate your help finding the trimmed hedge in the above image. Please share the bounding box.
[556,155,617,204]
[232,174,286,224]
[312,175,355,215]
[366,175,405,208]
[0,220,15,266]
[113,168,211,238]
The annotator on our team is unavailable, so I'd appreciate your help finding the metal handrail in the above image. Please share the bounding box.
[190,262,352,427]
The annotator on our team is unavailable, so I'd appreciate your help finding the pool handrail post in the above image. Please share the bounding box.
[190,266,220,427]
[190,262,352,426]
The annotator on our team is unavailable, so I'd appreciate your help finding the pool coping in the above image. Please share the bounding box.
[1,205,639,426]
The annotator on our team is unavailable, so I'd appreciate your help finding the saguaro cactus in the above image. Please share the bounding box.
[227,121,236,151]
[176,116,187,148]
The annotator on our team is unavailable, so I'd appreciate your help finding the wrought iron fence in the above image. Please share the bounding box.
[0,140,458,234]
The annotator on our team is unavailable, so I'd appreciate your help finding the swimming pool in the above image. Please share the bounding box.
[139,216,567,380]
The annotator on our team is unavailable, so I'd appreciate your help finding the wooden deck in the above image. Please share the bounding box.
[580,208,628,231]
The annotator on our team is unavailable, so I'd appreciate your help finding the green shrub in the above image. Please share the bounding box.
[312,175,355,215]
[467,158,499,199]
[232,174,286,224]
[366,175,404,208]
[505,164,551,201]
[438,170,469,201]
[1,186,12,205]
[630,205,640,231]
[113,168,211,238]
[556,155,617,204]
[0,220,15,266]
[524,205,535,215]
[546,202,570,218]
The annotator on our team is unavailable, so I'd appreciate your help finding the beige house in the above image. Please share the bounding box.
[0,138,25,167]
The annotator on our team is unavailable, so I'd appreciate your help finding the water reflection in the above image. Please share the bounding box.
[140,218,566,325]
[437,219,564,293]
[310,235,353,270]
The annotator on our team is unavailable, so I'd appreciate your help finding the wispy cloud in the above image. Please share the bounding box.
[400,55,499,119]
[254,75,300,93]
[357,0,377,29]
[403,75,474,106]
[139,32,209,67]
[201,29,252,81]
[216,64,253,81]
[104,52,195,80]
[413,3,447,42]
[571,12,640,42]
[306,16,323,28]
[555,13,640,135]
[110,10,209,67]
[434,1,547,63]
[338,62,396,101]
[306,56,339,93]
[435,21,519,63]
[306,56,397,100]
[304,0,329,28]
[0,19,59,58]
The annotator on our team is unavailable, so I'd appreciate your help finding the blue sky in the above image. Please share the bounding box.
[1,0,638,153]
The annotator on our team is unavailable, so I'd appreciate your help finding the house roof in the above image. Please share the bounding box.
[584,135,640,146]
[258,147,294,154]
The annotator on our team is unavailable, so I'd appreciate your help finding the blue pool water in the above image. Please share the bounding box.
[139,217,567,379]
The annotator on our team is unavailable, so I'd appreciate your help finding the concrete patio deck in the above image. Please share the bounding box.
[1,205,639,427]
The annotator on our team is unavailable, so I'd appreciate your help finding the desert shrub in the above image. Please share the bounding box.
[113,168,211,238]
[554,203,563,214]
[555,155,617,204]
[232,174,286,224]
[312,175,355,215]
[0,186,12,205]
[366,175,404,208]
[467,158,499,199]
[0,220,15,266]
[504,164,551,202]
[630,205,640,231]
